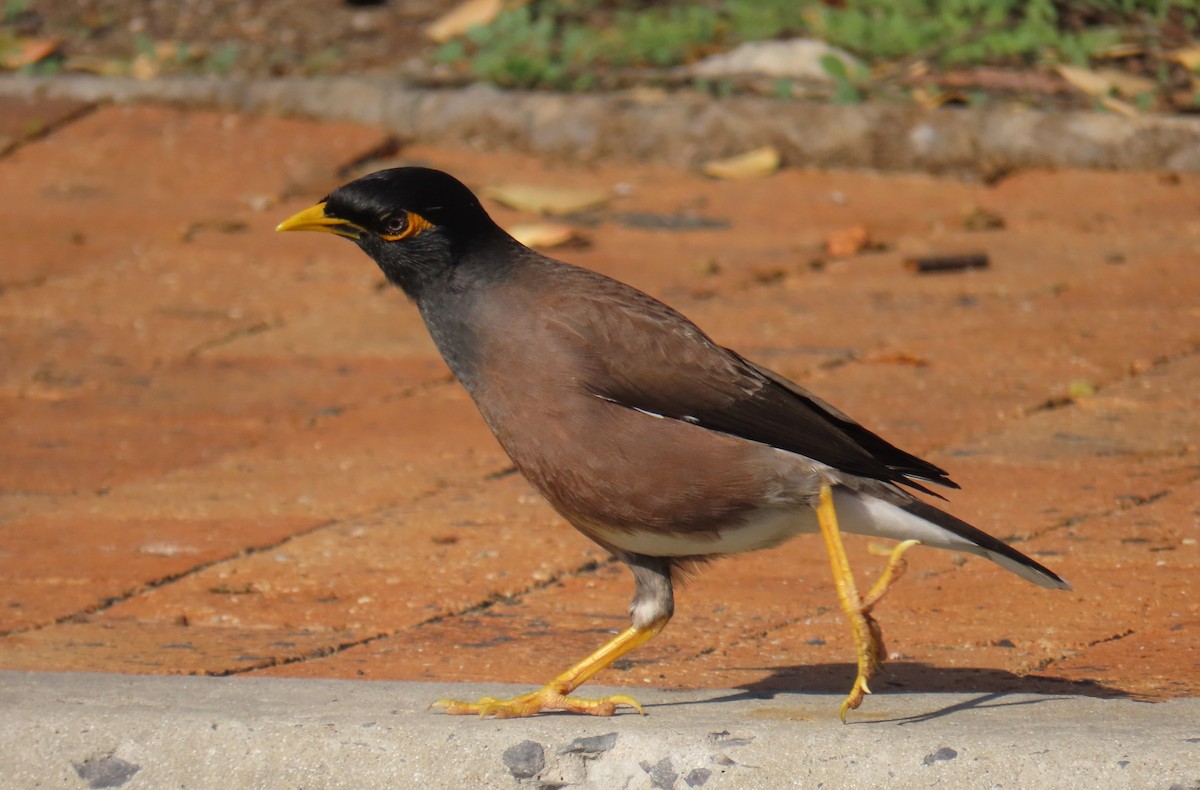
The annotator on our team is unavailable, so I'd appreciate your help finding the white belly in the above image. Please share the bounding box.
[577,488,978,560]
[587,507,818,558]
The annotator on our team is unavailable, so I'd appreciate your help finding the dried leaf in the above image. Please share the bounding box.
[1,38,60,69]
[1068,380,1097,399]
[701,145,781,180]
[179,217,249,243]
[507,223,589,249]
[152,40,205,63]
[63,55,127,76]
[130,53,160,81]
[1056,66,1143,114]
[1099,95,1138,117]
[485,184,609,216]
[1056,64,1111,97]
[863,350,930,367]
[1093,43,1145,60]
[825,224,870,258]
[1168,46,1200,72]
[962,206,1005,231]
[425,0,504,43]
[1094,68,1156,99]
[911,86,969,109]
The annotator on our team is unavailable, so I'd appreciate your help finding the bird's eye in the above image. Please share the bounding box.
[379,210,434,241]
[384,214,408,236]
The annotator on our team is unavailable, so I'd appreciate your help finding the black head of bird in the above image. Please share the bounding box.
[277,167,506,298]
[278,167,1068,721]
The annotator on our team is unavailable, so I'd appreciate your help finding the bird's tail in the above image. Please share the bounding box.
[831,489,1071,590]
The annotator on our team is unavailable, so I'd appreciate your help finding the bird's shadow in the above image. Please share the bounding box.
[649,661,1131,723]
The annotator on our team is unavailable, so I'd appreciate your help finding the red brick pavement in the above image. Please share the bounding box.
[1,99,1197,702]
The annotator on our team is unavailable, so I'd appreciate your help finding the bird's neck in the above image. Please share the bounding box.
[413,234,525,393]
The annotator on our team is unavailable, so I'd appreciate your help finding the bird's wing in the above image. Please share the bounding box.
[544,271,954,493]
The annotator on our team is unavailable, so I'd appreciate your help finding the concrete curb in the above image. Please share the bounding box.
[2,671,1196,788]
[3,76,1200,175]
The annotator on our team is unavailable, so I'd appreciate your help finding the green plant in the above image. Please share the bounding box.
[435,0,1195,95]
[205,42,241,76]
[22,57,62,76]
[607,6,718,67]
[461,6,565,88]
[723,0,808,41]
[813,0,1122,67]
[3,0,28,22]
[132,32,157,58]
[819,54,863,104]
[305,46,344,76]
[445,2,782,89]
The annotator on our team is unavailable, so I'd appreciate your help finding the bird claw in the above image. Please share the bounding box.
[839,675,873,723]
[433,687,645,718]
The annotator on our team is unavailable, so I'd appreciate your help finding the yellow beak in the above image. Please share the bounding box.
[275,202,361,239]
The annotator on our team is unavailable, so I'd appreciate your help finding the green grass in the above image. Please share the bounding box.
[437,0,1199,94]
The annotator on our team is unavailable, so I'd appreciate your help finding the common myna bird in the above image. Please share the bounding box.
[278,167,1069,720]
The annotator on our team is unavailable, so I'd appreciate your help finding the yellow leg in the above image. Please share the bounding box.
[815,484,920,722]
[433,618,668,718]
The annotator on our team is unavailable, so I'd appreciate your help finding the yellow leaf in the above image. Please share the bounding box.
[507,223,588,250]
[1100,95,1138,117]
[1056,64,1111,97]
[485,184,610,216]
[1094,68,1156,99]
[911,87,969,109]
[63,55,126,76]
[701,145,782,180]
[130,53,159,81]
[425,0,504,43]
[1168,46,1200,72]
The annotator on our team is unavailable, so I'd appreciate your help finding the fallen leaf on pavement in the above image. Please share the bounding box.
[862,350,930,367]
[825,224,870,257]
[963,206,1006,231]
[701,145,781,180]
[507,223,589,249]
[485,183,610,216]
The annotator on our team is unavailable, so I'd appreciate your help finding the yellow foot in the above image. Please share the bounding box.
[838,608,886,722]
[839,539,919,721]
[839,671,871,722]
[432,622,666,719]
[433,684,644,718]
[815,482,923,722]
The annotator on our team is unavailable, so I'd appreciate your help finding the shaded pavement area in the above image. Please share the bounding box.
[1,96,1198,709]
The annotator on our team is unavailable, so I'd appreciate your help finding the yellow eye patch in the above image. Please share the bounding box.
[380,211,435,242]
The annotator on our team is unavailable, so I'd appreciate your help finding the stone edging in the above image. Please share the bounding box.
[3,75,1200,175]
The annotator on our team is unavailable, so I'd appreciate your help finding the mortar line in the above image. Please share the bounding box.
[1023,342,1200,417]
[0,514,329,639]
[1024,627,1137,675]
[0,99,96,157]
[214,555,619,677]
[0,474,467,639]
